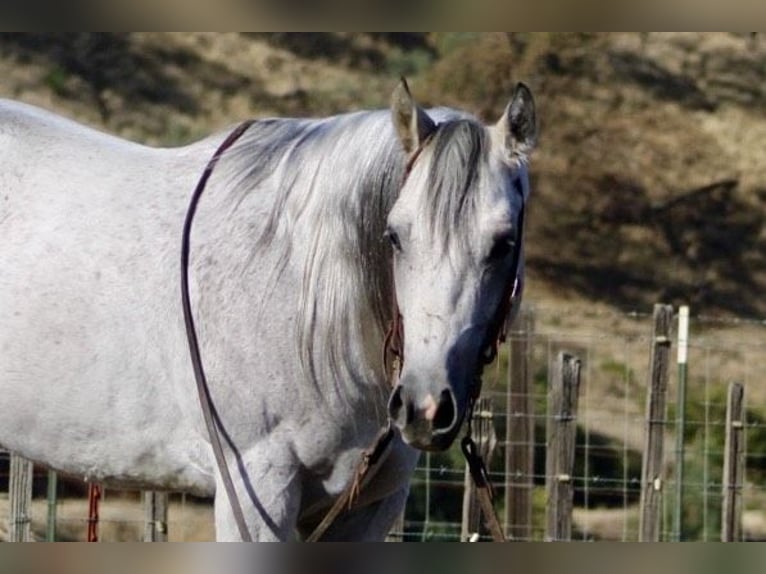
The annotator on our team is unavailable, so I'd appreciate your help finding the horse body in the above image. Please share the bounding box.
[0,100,221,492]
[0,82,536,541]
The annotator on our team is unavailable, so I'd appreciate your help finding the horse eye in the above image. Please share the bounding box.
[384,227,402,252]
[486,233,515,262]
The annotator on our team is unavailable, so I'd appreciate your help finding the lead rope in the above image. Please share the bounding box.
[182,120,256,542]
[305,421,396,542]
[304,353,401,542]
[461,398,506,542]
[185,120,398,544]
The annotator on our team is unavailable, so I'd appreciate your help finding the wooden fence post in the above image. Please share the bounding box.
[8,453,34,542]
[461,398,497,541]
[143,491,169,542]
[639,303,673,542]
[721,382,745,542]
[544,352,581,541]
[504,306,535,541]
[46,469,57,542]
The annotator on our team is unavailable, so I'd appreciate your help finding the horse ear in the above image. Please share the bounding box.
[391,78,436,155]
[497,82,537,159]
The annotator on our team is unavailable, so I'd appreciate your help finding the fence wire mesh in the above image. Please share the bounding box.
[394,304,766,542]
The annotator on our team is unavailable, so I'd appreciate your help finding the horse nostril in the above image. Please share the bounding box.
[388,385,415,424]
[432,389,457,434]
[388,385,403,416]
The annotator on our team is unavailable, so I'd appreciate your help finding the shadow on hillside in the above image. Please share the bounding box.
[0,34,195,119]
[609,51,717,112]
[530,177,766,316]
[243,33,434,72]
[0,33,255,122]
[608,41,766,114]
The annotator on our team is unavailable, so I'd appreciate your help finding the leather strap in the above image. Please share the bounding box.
[305,423,395,542]
[181,120,256,542]
[462,434,506,541]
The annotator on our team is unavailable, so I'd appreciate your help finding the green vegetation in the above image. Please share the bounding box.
[665,383,766,540]
[44,66,70,96]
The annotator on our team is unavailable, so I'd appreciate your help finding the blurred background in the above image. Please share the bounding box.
[0,33,765,541]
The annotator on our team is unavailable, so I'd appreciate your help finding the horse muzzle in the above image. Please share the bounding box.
[387,383,463,451]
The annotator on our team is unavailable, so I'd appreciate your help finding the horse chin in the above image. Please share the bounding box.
[400,414,465,452]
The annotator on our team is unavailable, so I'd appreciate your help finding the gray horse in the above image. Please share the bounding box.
[0,80,536,540]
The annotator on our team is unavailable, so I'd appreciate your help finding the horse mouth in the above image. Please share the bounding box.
[388,384,465,451]
[399,409,465,452]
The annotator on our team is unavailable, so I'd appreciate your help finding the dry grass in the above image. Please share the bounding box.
[0,493,214,542]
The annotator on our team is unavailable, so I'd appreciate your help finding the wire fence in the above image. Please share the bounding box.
[395,303,766,542]
[0,467,215,541]
[3,302,766,541]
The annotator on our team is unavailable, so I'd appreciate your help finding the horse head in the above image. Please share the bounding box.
[386,80,537,451]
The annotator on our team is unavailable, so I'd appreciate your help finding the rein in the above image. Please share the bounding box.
[182,120,523,542]
[181,120,392,543]
[181,120,255,542]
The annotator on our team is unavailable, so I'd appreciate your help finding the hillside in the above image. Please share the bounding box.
[2,32,764,319]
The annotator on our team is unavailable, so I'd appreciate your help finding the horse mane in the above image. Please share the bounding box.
[424,119,490,252]
[220,107,486,409]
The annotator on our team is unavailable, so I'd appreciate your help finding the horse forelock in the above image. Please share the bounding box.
[420,119,491,254]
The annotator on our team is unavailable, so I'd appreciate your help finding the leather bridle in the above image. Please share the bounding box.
[383,139,526,402]
[181,120,256,542]
[378,135,526,543]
